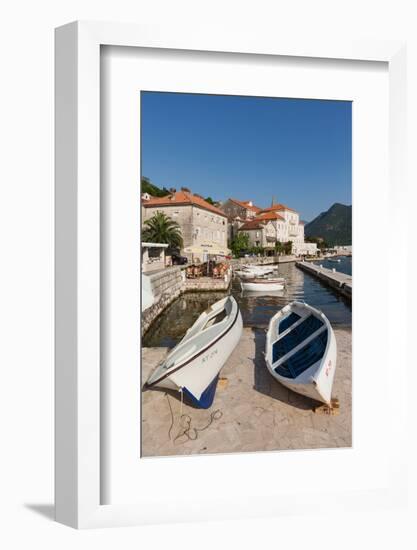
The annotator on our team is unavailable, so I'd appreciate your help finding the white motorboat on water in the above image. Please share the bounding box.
[145,296,243,408]
[242,264,276,272]
[265,301,337,405]
[235,265,276,278]
[235,269,271,279]
[240,277,285,292]
[328,258,341,263]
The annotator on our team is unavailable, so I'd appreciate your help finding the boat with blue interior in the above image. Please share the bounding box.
[265,301,337,405]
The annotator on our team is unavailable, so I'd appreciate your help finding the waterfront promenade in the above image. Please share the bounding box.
[296,261,352,300]
[141,327,352,456]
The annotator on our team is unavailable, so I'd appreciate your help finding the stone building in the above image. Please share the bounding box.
[220,198,262,242]
[223,197,310,255]
[237,219,276,249]
[257,203,305,245]
[142,189,228,262]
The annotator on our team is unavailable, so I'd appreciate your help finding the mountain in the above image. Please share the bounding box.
[304,203,352,246]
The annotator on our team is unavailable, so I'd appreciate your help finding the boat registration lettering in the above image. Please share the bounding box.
[325,360,332,377]
[201,348,218,363]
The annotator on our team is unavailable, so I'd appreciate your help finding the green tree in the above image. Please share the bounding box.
[274,241,284,255]
[142,211,183,249]
[230,232,250,257]
[283,241,293,255]
[205,196,215,205]
[141,176,170,197]
[249,246,265,256]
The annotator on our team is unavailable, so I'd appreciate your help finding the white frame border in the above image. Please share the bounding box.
[55,21,407,529]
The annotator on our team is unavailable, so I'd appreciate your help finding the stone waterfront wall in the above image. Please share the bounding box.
[183,268,232,292]
[296,261,352,300]
[142,266,184,335]
[230,255,296,268]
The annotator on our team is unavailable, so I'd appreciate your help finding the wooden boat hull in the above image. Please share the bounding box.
[145,296,243,408]
[241,278,285,292]
[265,301,337,405]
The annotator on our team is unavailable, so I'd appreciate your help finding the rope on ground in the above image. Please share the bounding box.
[165,392,222,443]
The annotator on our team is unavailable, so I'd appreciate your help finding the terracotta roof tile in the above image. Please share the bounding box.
[259,203,298,214]
[142,190,227,217]
[229,198,261,213]
[238,219,267,230]
[255,211,285,221]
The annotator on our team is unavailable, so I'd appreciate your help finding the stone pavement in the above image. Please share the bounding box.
[141,327,352,457]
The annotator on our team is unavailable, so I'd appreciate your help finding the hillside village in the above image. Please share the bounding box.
[141,180,318,263]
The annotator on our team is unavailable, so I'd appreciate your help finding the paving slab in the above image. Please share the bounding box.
[141,327,352,457]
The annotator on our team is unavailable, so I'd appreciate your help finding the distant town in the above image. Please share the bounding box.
[141,177,351,271]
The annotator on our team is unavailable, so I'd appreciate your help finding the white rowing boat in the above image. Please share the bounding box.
[145,296,242,408]
[265,301,337,405]
[240,277,285,292]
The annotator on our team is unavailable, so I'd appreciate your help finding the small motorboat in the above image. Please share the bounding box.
[235,265,276,278]
[328,258,341,263]
[145,296,243,408]
[265,301,337,405]
[235,269,270,279]
[242,264,276,272]
[240,277,285,292]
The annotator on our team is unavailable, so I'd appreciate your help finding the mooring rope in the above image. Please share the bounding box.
[165,392,223,443]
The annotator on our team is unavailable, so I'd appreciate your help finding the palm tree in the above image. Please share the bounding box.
[142,211,183,249]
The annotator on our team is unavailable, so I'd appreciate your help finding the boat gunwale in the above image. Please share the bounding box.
[266,301,333,382]
[145,297,241,388]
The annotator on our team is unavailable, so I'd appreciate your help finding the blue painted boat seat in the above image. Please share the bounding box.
[278,312,301,334]
[272,314,324,364]
[275,330,328,379]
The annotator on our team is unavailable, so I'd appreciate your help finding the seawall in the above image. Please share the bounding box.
[142,266,184,335]
[296,261,352,300]
[142,266,232,335]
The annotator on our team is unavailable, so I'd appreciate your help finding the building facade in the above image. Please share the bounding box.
[257,204,305,245]
[224,198,309,255]
[221,198,261,221]
[238,219,276,249]
[142,190,228,261]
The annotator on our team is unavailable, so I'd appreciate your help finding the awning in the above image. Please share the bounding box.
[184,243,231,256]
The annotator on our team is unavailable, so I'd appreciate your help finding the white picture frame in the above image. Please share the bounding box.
[55,21,407,529]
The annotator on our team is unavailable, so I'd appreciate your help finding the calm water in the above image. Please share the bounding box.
[143,260,352,348]
[313,255,352,276]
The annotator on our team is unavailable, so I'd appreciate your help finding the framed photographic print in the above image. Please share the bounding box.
[55,21,408,528]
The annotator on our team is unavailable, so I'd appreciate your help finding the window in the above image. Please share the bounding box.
[173,211,179,217]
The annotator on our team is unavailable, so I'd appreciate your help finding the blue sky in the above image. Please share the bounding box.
[141,92,351,222]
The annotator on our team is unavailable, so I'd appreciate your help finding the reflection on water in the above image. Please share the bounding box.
[142,261,352,348]
[143,291,227,348]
